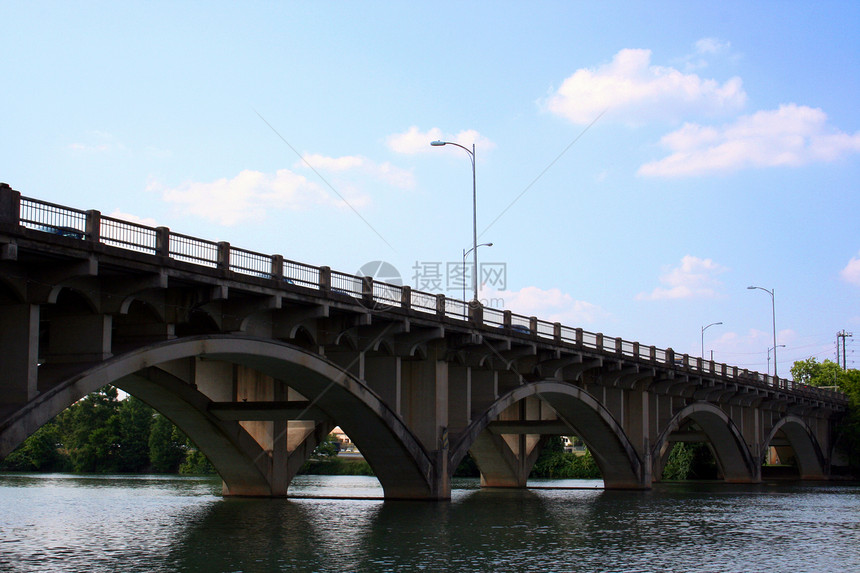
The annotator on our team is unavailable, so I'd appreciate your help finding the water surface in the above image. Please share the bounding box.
[1,473,857,572]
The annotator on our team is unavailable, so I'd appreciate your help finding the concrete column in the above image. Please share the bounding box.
[325,349,364,380]
[0,183,20,227]
[497,369,521,397]
[46,313,112,363]
[448,364,471,433]
[194,358,234,401]
[85,210,101,243]
[470,368,497,420]
[399,343,450,499]
[523,395,541,456]
[603,386,623,427]
[400,352,448,451]
[624,389,647,460]
[0,304,39,404]
[155,227,170,257]
[365,354,400,411]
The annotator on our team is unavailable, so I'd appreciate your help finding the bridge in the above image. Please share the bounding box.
[0,183,848,499]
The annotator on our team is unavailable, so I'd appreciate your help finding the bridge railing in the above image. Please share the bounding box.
[282,259,319,289]
[5,190,847,404]
[19,197,87,238]
[100,215,159,254]
[409,290,437,315]
[230,246,275,277]
[169,232,219,268]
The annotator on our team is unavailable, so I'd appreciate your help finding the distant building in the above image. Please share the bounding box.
[330,427,358,453]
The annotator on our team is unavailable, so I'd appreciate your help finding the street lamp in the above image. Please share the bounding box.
[701,321,723,360]
[768,344,786,377]
[748,285,778,377]
[463,242,493,306]
[431,139,479,303]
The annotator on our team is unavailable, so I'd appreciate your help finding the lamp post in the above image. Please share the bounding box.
[768,344,786,376]
[701,321,723,360]
[431,140,479,303]
[748,285,778,377]
[463,242,493,306]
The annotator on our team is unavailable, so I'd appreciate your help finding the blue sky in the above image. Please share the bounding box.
[2,1,858,374]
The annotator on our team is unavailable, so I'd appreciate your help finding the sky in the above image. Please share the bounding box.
[2,1,858,376]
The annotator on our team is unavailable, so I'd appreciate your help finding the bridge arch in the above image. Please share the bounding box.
[0,335,441,499]
[764,415,827,480]
[452,380,647,490]
[653,402,759,483]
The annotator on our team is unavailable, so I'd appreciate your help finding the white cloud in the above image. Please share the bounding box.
[638,104,860,177]
[153,169,347,226]
[106,210,158,227]
[545,48,746,125]
[841,252,860,286]
[678,38,735,72]
[298,153,414,189]
[480,285,608,325]
[695,37,731,55]
[386,126,496,154]
[68,131,127,154]
[636,255,728,301]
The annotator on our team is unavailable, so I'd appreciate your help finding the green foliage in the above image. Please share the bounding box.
[531,447,601,479]
[299,458,374,475]
[116,397,154,472]
[453,453,479,477]
[312,433,341,459]
[790,358,860,472]
[148,414,187,473]
[543,435,565,454]
[58,386,123,473]
[179,441,216,475]
[662,442,718,480]
[1,385,216,476]
[791,358,844,388]
[0,422,68,472]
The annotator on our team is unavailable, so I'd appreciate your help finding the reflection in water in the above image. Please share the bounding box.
[1,473,860,572]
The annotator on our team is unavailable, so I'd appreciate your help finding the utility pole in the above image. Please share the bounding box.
[837,330,853,370]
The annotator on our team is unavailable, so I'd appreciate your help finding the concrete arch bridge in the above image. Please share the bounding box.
[0,185,848,499]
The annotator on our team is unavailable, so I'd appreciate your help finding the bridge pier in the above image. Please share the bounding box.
[0,303,39,406]
[399,344,450,499]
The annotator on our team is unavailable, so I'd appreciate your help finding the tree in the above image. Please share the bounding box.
[0,422,68,472]
[312,433,341,458]
[148,414,187,473]
[791,358,844,388]
[57,386,123,473]
[116,396,154,472]
[179,439,215,475]
[662,442,718,480]
[791,358,860,472]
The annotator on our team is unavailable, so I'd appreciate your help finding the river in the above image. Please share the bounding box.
[1,473,858,572]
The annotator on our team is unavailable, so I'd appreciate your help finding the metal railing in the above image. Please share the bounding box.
[8,194,847,404]
[169,232,219,268]
[100,215,158,254]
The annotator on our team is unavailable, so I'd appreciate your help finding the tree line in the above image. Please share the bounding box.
[0,386,213,474]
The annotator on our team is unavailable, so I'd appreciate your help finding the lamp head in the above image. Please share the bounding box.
[747,286,756,290]
[430,140,447,147]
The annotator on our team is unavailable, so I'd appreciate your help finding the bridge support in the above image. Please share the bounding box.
[399,345,450,499]
[0,304,39,407]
